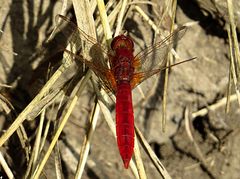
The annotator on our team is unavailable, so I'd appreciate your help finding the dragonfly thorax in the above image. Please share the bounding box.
[112,51,134,84]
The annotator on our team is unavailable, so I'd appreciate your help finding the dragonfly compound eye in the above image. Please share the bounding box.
[111,35,134,51]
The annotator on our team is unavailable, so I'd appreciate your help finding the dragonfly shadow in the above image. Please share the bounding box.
[89,43,107,65]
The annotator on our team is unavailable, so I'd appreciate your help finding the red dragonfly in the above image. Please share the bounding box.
[56,15,193,168]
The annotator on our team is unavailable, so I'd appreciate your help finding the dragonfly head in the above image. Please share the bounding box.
[111,35,134,52]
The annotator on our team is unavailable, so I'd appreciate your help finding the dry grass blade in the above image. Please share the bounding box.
[27,89,62,120]
[134,5,160,34]
[134,136,146,179]
[54,141,63,179]
[185,107,218,178]
[96,0,112,42]
[32,70,92,178]
[135,125,172,179]
[26,104,55,178]
[0,63,72,147]
[34,108,46,160]
[47,0,68,42]
[184,107,206,164]
[192,94,238,118]
[114,0,128,36]
[98,99,116,135]
[162,0,178,132]
[72,0,97,56]
[32,97,75,178]
[0,152,14,179]
[0,83,12,88]
[226,65,232,113]
[71,2,100,177]
[0,93,30,163]
[0,0,96,177]
[39,104,54,153]
[26,110,46,178]
[162,53,169,132]
[227,0,240,69]
[0,26,76,147]
[226,0,240,108]
[75,100,100,179]
[227,25,240,107]
[0,93,14,115]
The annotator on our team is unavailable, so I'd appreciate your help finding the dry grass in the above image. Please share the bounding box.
[0,0,239,179]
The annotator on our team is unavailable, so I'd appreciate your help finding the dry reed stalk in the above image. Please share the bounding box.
[226,0,240,109]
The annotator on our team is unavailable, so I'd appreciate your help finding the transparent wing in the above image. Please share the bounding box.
[55,15,108,55]
[54,15,116,93]
[63,49,116,94]
[130,69,163,89]
[133,26,187,73]
[130,57,195,89]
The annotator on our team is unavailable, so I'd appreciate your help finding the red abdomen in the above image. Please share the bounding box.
[116,82,134,169]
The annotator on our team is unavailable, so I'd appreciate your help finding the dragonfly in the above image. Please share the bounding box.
[56,15,194,169]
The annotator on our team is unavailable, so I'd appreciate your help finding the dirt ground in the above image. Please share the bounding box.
[0,1,240,179]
